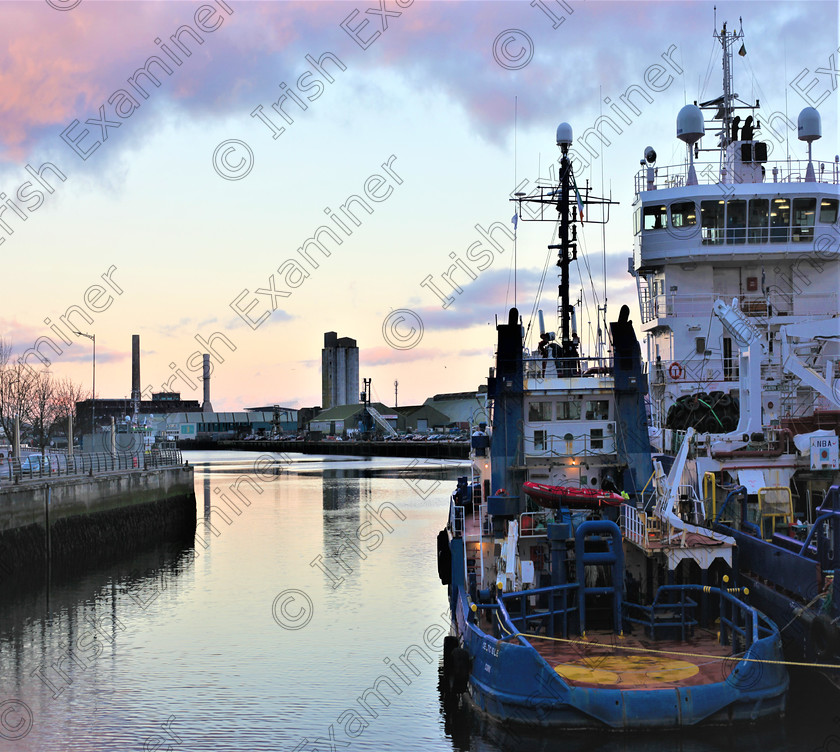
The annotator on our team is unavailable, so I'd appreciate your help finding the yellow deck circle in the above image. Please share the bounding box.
[554,655,699,686]
[554,664,620,684]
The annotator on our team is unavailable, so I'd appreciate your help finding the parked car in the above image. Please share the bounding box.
[19,454,67,475]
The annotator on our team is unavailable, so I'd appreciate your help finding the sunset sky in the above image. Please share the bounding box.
[1,0,837,411]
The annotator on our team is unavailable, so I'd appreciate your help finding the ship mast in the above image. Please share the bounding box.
[707,13,750,156]
[557,143,575,366]
[513,124,616,367]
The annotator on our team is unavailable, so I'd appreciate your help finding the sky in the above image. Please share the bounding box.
[0,0,837,411]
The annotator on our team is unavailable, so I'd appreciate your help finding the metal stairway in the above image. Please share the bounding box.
[366,406,398,437]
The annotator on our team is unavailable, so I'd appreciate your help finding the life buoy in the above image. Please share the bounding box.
[437,530,452,585]
[669,362,684,380]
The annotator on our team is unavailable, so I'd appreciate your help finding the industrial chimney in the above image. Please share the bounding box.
[202,353,213,413]
[131,335,141,420]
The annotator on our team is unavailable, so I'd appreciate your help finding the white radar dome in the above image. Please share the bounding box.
[556,122,573,149]
[798,107,821,142]
[677,105,705,144]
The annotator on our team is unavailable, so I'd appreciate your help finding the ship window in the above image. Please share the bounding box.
[770,198,790,242]
[534,430,547,451]
[670,201,696,227]
[528,401,552,422]
[792,197,816,242]
[643,204,667,230]
[725,200,747,244]
[820,198,838,224]
[700,200,725,245]
[634,208,641,235]
[748,199,769,243]
[557,401,581,420]
[590,428,604,450]
[695,337,706,354]
[585,400,609,420]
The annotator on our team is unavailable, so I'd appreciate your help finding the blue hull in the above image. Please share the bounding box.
[449,585,788,729]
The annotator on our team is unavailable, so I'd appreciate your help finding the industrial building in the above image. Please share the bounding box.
[321,332,359,410]
[75,335,203,435]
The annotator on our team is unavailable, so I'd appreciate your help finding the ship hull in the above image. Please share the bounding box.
[448,585,788,729]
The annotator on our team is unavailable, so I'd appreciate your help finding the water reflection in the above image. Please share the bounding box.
[1,453,832,752]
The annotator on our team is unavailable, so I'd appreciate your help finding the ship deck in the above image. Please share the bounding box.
[526,629,736,689]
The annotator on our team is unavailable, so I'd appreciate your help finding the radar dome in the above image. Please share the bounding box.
[556,122,573,149]
[677,105,705,144]
[798,107,821,142]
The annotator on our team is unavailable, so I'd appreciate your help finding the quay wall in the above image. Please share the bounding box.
[0,467,196,580]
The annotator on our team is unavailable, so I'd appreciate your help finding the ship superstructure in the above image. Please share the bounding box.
[630,18,840,688]
[631,19,839,453]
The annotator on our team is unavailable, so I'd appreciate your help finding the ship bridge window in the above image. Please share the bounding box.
[770,198,790,242]
[643,204,667,230]
[585,400,609,420]
[820,198,838,224]
[528,401,552,422]
[792,197,816,242]
[557,401,581,420]
[670,201,696,228]
[748,199,769,243]
[701,200,725,245]
[725,200,747,244]
[634,208,641,235]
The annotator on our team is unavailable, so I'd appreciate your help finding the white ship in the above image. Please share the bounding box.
[628,17,840,686]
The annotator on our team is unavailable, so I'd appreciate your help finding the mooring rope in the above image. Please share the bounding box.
[509,632,840,670]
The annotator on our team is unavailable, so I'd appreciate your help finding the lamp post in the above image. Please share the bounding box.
[72,331,95,437]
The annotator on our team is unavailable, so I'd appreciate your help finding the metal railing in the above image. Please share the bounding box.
[523,355,613,381]
[640,290,833,324]
[635,157,840,193]
[0,448,183,483]
[523,430,616,459]
[519,510,551,537]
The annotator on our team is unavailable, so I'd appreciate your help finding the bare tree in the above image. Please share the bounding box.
[53,375,90,444]
[30,371,58,454]
[0,339,36,451]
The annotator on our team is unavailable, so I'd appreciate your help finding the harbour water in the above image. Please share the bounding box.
[0,451,836,751]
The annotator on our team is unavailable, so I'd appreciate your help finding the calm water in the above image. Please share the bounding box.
[0,451,835,751]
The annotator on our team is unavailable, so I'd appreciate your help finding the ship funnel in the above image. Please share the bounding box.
[798,107,821,181]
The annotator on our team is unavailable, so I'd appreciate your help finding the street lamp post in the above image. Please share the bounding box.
[72,331,95,438]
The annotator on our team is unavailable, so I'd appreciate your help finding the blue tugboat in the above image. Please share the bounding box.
[437,112,789,727]
[627,18,840,689]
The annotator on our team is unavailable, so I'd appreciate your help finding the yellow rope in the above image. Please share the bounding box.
[510,632,840,670]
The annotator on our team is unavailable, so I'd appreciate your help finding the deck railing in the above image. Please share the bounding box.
[0,448,183,484]
[523,355,613,381]
[498,581,777,652]
[635,157,840,193]
[640,290,833,324]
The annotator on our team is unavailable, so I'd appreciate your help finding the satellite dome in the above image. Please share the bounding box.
[677,105,705,144]
[556,122,573,149]
[798,107,821,142]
